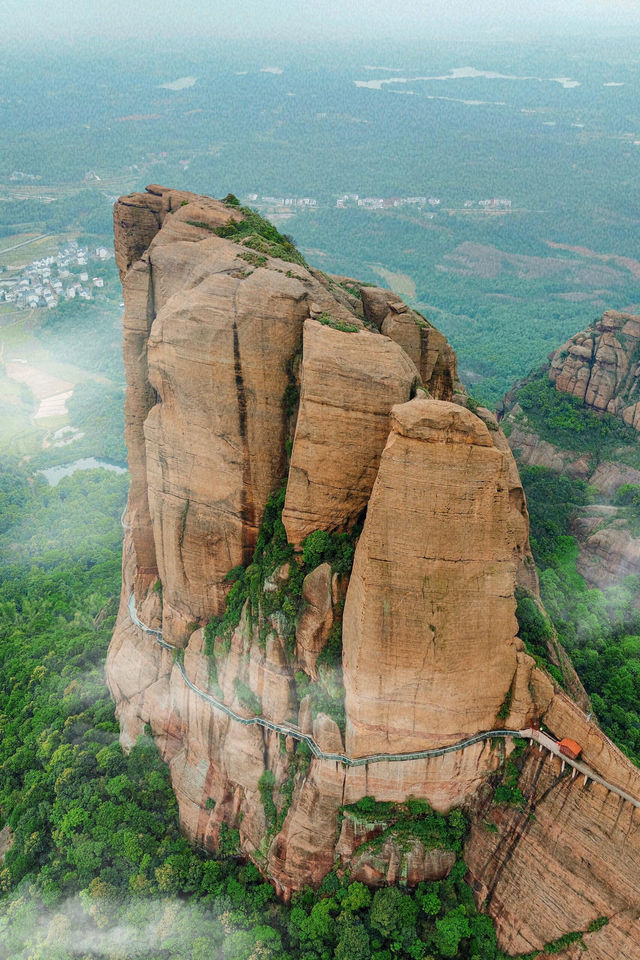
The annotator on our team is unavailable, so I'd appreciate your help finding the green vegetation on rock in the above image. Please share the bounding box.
[515,376,639,466]
[203,484,362,732]
[215,206,307,266]
[317,311,360,333]
[340,797,468,854]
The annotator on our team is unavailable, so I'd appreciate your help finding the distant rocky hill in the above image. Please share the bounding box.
[549,311,640,429]
[501,311,640,591]
[107,187,640,958]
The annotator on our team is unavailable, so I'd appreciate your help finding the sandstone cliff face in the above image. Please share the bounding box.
[108,188,640,957]
[467,692,640,959]
[282,319,419,546]
[343,398,539,757]
[360,286,461,400]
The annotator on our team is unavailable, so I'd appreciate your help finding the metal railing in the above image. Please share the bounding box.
[127,593,522,766]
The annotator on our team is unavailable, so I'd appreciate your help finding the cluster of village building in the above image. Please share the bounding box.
[246,192,513,212]
[8,170,42,182]
[336,194,512,210]
[335,194,440,209]
[0,241,113,310]
[246,193,317,208]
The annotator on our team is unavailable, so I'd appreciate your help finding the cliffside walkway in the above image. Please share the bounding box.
[522,728,640,811]
[126,593,640,806]
[127,594,523,766]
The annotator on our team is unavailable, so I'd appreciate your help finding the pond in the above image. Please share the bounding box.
[39,458,128,486]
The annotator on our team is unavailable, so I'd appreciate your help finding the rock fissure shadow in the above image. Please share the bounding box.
[484,750,557,909]
[232,296,256,566]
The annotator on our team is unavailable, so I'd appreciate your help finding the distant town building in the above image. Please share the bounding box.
[9,171,41,182]
[479,198,512,209]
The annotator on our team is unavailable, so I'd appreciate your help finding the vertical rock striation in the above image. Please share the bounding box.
[282,319,420,546]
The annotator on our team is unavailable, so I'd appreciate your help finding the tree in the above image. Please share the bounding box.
[435,906,471,958]
[335,916,370,960]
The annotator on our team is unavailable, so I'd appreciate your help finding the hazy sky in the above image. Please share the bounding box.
[6,0,640,44]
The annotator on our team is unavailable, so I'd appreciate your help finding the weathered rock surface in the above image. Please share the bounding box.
[571,518,640,589]
[143,259,308,640]
[0,824,14,867]
[361,285,460,400]
[350,837,456,887]
[282,319,420,545]
[467,693,640,959]
[506,421,591,477]
[335,809,456,887]
[295,563,333,680]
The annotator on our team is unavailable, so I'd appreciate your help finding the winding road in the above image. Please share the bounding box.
[126,592,640,807]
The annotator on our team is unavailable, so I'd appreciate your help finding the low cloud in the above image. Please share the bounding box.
[1,894,274,960]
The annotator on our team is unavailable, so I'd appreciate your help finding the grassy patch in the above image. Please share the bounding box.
[215,206,307,266]
[317,311,360,333]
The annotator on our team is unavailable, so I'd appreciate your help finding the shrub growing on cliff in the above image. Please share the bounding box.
[317,311,360,333]
[233,677,261,715]
[515,377,638,463]
[215,206,307,266]
[204,486,360,657]
[514,591,563,688]
[301,528,356,574]
[258,770,277,829]
[340,797,468,853]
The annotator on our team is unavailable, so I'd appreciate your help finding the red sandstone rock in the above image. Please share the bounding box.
[107,190,640,955]
[281,319,420,546]
[295,563,333,680]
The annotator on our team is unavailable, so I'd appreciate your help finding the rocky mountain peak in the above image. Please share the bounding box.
[106,189,640,957]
